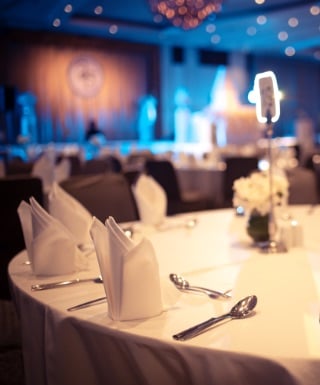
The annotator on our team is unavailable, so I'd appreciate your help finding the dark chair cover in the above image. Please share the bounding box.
[60,173,139,223]
[144,159,209,215]
[223,156,259,207]
[5,158,34,176]
[81,158,113,175]
[123,170,141,186]
[0,176,43,299]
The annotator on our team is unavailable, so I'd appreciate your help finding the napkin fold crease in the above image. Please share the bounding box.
[18,197,88,276]
[132,174,167,226]
[48,182,93,245]
[90,216,163,321]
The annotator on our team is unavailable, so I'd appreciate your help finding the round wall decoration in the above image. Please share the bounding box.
[67,56,104,97]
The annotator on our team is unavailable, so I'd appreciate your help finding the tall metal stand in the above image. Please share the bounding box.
[260,112,287,253]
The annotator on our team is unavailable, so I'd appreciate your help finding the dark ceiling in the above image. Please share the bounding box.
[1,0,320,62]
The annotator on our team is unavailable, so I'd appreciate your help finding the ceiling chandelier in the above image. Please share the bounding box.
[149,0,223,30]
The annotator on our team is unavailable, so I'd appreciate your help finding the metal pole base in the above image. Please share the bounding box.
[259,239,287,254]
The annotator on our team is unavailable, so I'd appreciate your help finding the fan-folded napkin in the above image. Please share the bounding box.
[17,197,87,276]
[90,216,163,321]
[32,151,55,193]
[32,152,71,193]
[48,182,92,244]
[132,174,167,225]
[54,158,71,184]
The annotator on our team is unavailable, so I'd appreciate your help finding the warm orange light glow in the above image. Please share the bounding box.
[149,0,223,30]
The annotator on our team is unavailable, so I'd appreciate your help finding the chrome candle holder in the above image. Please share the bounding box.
[260,111,287,254]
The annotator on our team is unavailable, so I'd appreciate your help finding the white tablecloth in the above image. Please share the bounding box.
[9,206,320,385]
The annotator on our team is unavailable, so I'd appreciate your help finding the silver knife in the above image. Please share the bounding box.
[67,296,107,311]
[31,276,103,291]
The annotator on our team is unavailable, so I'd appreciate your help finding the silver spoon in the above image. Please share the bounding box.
[173,294,257,341]
[169,273,231,300]
[184,217,198,229]
[123,227,134,238]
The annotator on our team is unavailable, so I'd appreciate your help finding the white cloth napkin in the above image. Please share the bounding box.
[90,216,163,321]
[32,151,56,193]
[48,183,93,245]
[132,174,167,226]
[17,197,87,276]
[17,200,33,259]
[54,158,71,184]
[32,150,71,193]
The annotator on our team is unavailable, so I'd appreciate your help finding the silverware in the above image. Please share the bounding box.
[31,276,103,291]
[169,273,231,300]
[67,296,107,311]
[157,217,198,232]
[77,243,95,254]
[120,226,135,238]
[173,295,257,341]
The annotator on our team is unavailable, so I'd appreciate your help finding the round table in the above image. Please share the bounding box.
[9,206,320,385]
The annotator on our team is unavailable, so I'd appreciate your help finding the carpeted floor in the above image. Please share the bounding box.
[0,300,25,385]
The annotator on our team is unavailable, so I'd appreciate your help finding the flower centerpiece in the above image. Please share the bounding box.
[232,171,289,243]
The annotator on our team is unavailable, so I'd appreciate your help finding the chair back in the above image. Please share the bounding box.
[81,158,112,174]
[144,159,181,201]
[287,167,318,204]
[0,176,43,299]
[123,170,141,186]
[126,150,154,170]
[311,154,320,201]
[57,155,83,176]
[224,156,259,206]
[0,176,43,250]
[105,155,123,173]
[6,158,34,176]
[60,173,139,223]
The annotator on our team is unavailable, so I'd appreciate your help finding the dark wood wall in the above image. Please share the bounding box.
[0,29,160,144]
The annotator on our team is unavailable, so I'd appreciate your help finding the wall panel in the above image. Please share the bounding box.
[0,30,160,144]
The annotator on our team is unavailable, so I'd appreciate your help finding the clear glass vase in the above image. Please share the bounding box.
[246,210,269,244]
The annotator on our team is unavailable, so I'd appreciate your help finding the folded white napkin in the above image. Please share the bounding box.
[32,149,71,193]
[17,200,33,259]
[54,158,71,184]
[90,216,163,321]
[17,197,87,276]
[32,152,55,193]
[132,174,167,226]
[48,183,93,245]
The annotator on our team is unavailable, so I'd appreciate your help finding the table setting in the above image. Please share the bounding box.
[9,196,320,385]
[17,182,93,274]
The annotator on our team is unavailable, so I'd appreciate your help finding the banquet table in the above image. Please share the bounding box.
[9,206,320,385]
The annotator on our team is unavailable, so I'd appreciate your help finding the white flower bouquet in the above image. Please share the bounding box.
[232,171,289,216]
